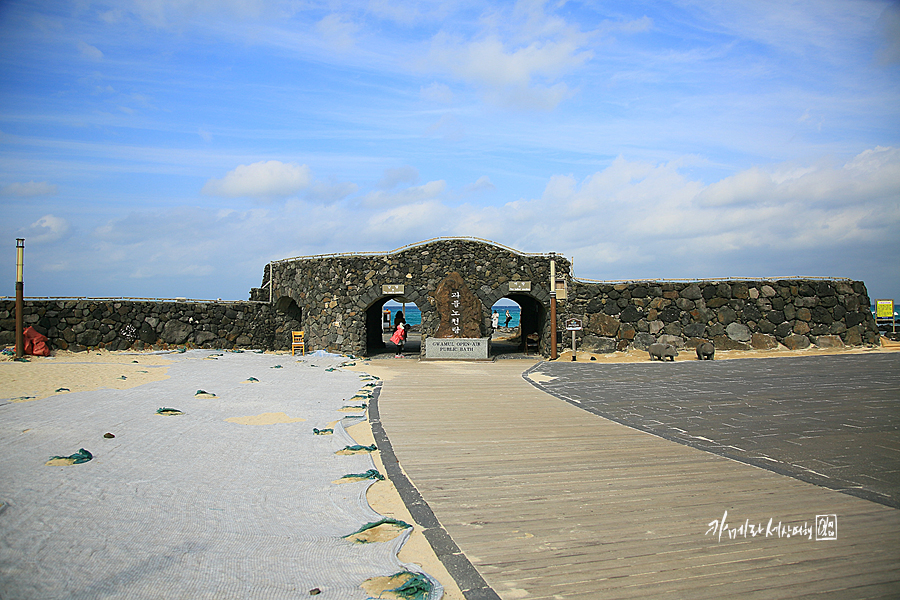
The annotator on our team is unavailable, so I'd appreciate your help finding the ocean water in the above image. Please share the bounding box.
[384,305,521,327]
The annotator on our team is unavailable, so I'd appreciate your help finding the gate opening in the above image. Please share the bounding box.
[275,297,303,350]
[491,295,545,356]
[365,296,422,357]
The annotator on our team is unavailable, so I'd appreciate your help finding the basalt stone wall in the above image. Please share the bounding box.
[3,242,877,356]
[564,278,879,353]
[0,299,276,352]
[254,239,565,356]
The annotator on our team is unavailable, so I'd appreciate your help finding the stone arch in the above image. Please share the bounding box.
[273,296,303,350]
[274,296,302,321]
[258,238,567,357]
[361,290,430,357]
[481,284,550,355]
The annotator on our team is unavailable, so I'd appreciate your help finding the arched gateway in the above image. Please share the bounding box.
[250,238,568,357]
[250,238,879,357]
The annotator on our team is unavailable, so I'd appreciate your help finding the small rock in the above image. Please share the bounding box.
[815,335,844,349]
[783,334,811,350]
[751,332,778,350]
[725,322,752,342]
[648,343,678,361]
[696,341,715,360]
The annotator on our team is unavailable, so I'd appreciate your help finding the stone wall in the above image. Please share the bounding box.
[0,299,276,352]
[564,278,879,353]
[0,240,880,356]
[257,239,565,356]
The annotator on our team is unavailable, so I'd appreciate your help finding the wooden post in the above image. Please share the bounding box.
[550,258,557,360]
[15,239,24,358]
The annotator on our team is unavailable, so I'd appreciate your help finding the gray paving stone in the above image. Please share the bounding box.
[526,353,900,508]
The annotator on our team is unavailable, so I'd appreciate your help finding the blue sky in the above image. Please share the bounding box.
[1,0,898,303]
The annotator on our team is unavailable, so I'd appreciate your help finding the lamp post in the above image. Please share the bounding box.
[15,238,24,358]
[550,256,557,360]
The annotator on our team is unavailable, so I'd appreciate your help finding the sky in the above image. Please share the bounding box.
[1,0,899,304]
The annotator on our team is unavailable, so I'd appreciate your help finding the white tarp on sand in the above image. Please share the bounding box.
[0,350,440,599]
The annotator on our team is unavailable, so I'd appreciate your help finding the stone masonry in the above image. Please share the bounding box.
[565,278,879,353]
[252,238,562,355]
[0,300,275,352]
[1,239,880,355]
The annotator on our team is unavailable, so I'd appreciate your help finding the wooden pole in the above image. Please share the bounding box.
[15,239,24,358]
[550,258,557,360]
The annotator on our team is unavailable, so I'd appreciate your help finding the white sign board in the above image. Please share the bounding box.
[424,337,490,360]
[565,318,583,331]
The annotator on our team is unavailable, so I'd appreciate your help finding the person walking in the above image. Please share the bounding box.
[390,321,407,357]
[504,309,512,328]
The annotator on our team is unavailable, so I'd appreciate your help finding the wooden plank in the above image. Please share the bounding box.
[364,360,900,599]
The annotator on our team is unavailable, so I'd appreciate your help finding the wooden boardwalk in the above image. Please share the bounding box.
[363,359,900,600]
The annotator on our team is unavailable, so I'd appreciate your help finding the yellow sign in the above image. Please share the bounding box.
[876,299,894,318]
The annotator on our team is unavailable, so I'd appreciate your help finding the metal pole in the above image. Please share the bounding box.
[15,239,24,358]
[550,258,557,360]
[572,329,576,361]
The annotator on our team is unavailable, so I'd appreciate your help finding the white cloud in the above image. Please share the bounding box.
[452,36,588,88]
[427,33,588,109]
[844,145,900,174]
[99,9,124,24]
[419,0,608,110]
[202,160,312,198]
[17,147,897,300]
[423,113,466,141]
[22,214,70,243]
[129,0,269,27]
[513,147,900,273]
[361,179,446,207]
[877,2,900,64]
[316,13,358,52]
[364,200,451,238]
[378,166,419,189]
[1,181,58,197]
[420,82,454,103]
[305,180,358,203]
[365,0,425,26]
[464,175,495,193]
[77,40,103,60]
[697,167,776,207]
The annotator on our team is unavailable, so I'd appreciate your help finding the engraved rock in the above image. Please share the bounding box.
[432,271,482,338]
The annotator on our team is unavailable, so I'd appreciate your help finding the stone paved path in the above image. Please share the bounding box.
[526,353,900,508]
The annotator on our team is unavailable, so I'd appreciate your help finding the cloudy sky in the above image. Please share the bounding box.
[1,0,898,303]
